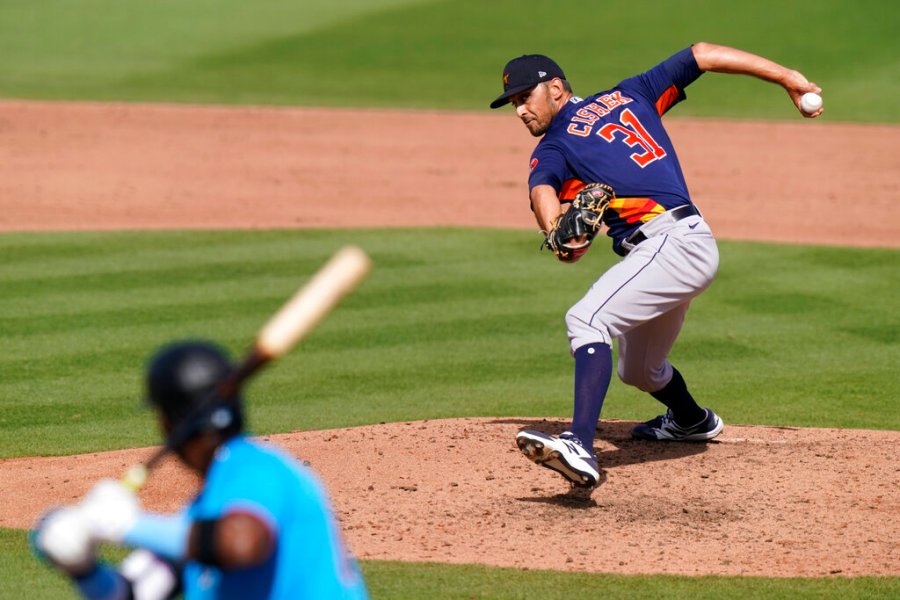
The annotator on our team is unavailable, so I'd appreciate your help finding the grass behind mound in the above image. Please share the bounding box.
[1,0,897,122]
[1,229,897,458]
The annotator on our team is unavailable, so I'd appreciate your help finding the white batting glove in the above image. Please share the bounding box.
[80,478,142,543]
[32,506,97,575]
[120,550,180,600]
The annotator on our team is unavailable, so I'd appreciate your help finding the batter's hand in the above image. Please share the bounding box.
[80,478,142,543]
[31,506,98,576]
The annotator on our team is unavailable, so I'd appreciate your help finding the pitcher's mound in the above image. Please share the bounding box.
[3,417,897,577]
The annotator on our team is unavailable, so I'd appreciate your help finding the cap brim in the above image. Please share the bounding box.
[489,83,537,109]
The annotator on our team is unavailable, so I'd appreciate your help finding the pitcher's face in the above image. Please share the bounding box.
[510,82,559,137]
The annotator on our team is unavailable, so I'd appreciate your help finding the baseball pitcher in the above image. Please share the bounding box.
[490,42,822,488]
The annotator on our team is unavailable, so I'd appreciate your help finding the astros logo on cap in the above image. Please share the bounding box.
[503,72,510,86]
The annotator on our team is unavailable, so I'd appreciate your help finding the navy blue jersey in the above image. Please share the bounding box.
[528,47,704,254]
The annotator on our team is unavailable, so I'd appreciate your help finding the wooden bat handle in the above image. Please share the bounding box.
[122,245,372,492]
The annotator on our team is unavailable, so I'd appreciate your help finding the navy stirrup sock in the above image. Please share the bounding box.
[650,367,705,426]
[570,342,612,453]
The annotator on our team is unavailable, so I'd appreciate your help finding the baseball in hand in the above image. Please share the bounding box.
[800,92,823,114]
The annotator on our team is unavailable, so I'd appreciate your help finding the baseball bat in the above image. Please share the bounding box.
[122,245,372,491]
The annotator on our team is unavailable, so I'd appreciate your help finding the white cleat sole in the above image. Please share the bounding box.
[516,432,598,488]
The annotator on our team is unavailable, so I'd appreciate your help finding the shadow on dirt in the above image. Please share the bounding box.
[515,478,607,508]
[492,417,715,503]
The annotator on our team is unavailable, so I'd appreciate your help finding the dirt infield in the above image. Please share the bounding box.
[2,100,899,247]
[1,100,898,577]
[2,420,898,577]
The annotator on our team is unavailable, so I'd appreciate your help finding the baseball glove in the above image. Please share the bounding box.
[542,183,614,262]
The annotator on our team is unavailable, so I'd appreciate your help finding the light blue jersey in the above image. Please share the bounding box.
[182,436,368,600]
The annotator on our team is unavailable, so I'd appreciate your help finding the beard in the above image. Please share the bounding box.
[528,123,548,136]
[523,93,555,136]
[524,118,549,137]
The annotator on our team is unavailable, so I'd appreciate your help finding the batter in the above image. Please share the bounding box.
[32,341,369,599]
[490,42,823,488]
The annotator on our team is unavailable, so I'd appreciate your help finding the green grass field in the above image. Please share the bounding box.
[2,230,898,458]
[1,0,898,597]
[1,0,898,121]
[2,231,898,598]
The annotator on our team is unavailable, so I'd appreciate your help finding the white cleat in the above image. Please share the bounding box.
[515,430,599,488]
[631,408,724,441]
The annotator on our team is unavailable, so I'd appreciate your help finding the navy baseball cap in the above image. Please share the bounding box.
[489,54,566,109]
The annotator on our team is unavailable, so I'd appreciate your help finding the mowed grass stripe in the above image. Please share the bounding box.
[362,559,900,599]
[2,0,896,122]
[1,230,898,459]
[0,229,575,455]
[0,305,556,383]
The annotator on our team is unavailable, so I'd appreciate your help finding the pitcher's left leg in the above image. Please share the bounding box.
[618,306,723,441]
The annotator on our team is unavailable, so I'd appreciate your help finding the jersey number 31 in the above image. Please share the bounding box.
[598,109,667,168]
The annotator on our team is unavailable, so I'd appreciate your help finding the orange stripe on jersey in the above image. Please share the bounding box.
[608,197,666,224]
[655,85,680,116]
[558,178,586,202]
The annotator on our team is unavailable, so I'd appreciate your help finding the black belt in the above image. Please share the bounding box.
[623,204,701,249]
